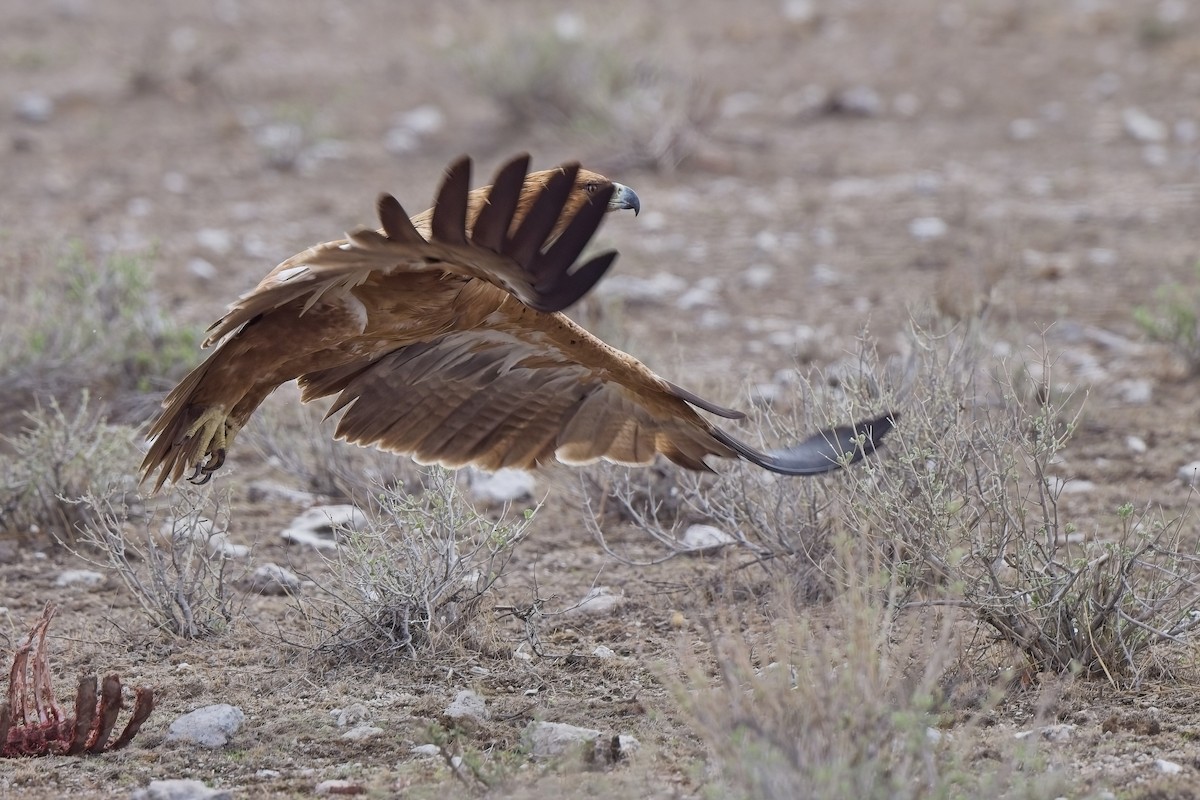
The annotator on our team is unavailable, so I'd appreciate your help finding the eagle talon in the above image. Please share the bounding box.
[188,469,213,486]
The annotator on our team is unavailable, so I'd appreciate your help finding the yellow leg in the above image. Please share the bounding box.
[182,407,239,484]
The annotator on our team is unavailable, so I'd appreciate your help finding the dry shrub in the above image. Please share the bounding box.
[66,487,243,638]
[296,468,535,663]
[675,554,1064,799]
[590,320,1200,685]
[0,393,141,542]
[0,246,200,416]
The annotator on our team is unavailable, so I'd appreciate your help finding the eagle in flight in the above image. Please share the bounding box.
[141,154,893,492]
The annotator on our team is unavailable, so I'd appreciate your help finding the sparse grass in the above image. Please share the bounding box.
[1132,261,1200,373]
[462,27,716,172]
[675,559,1065,799]
[296,468,536,663]
[0,245,202,415]
[590,320,1200,688]
[0,392,141,542]
[66,486,243,639]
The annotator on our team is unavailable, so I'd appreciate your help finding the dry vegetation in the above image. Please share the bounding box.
[3,1,1200,797]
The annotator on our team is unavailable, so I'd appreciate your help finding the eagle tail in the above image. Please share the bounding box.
[140,356,224,492]
[709,413,896,476]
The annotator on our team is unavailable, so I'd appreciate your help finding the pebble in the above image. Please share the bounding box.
[1123,107,1168,143]
[1014,723,1075,742]
[15,92,54,123]
[256,122,305,170]
[411,744,442,757]
[445,689,490,723]
[1126,436,1148,454]
[186,258,217,281]
[465,467,535,505]
[909,217,948,241]
[54,569,105,588]
[1009,118,1039,141]
[195,228,233,256]
[315,779,365,796]
[523,721,601,757]
[333,703,370,728]
[130,780,231,800]
[166,705,245,748]
[523,721,639,760]
[340,725,383,741]
[740,264,776,290]
[833,85,884,117]
[592,645,616,659]
[1177,461,1200,486]
[565,587,624,618]
[596,272,688,305]
[255,770,281,780]
[247,563,302,595]
[681,524,736,553]
[281,505,368,550]
[1156,758,1184,774]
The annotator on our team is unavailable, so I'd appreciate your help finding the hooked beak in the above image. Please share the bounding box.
[607,182,640,216]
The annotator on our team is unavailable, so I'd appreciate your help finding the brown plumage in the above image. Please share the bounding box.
[141,153,892,492]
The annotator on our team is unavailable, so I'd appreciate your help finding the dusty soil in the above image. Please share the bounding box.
[3,0,1200,797]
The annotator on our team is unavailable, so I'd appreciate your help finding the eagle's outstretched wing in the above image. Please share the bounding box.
[202,154,618,347]
[297,327,894,476]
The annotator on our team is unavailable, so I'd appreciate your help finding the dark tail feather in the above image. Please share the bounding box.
[711,413,896,476]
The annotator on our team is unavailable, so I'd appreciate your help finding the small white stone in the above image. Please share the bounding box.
[54,569,105,588]
[411,744,442,757]
[163,171,189,193]
[280,527,339,550]
[740,264,776,290]
[466,467,535,505]
[909,217,948,241]
[15,92,54,123]
[131,779,231,800]
[523,721,602,757]
[553,11,584,41]
[1009,118,1039,141]
[195,228,233,256]
[315,780,363,796]
[399,105,444,136]
[1126,436,1148,454]
[334,703,370,728]
[166,704,245,748]
[187,258,218,281]
[682,524,736,552]
[1156,758,1184,774]
[248,563,302,595]
[567,587,623,618]
[340,725,383,741]
[290,505,368,533]
[592,645,616,659]
[1123,107,1168,143]
[1177,461,1200,485]
[835,85,884,117]
[445,690,490,722]
[255,770,281,780]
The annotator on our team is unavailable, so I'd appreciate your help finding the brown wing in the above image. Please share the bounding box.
[202,154,616,347]
[297,330,731,472]
[297,329,895,476]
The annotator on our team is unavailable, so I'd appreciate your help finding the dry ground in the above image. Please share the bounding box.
[3,1,1200,797]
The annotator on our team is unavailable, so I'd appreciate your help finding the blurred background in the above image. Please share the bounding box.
[1,0,1198,464]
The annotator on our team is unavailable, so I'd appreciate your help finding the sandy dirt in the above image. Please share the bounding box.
[3,0,1200,797]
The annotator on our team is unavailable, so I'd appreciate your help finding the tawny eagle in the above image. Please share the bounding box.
[141,154,892,491]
